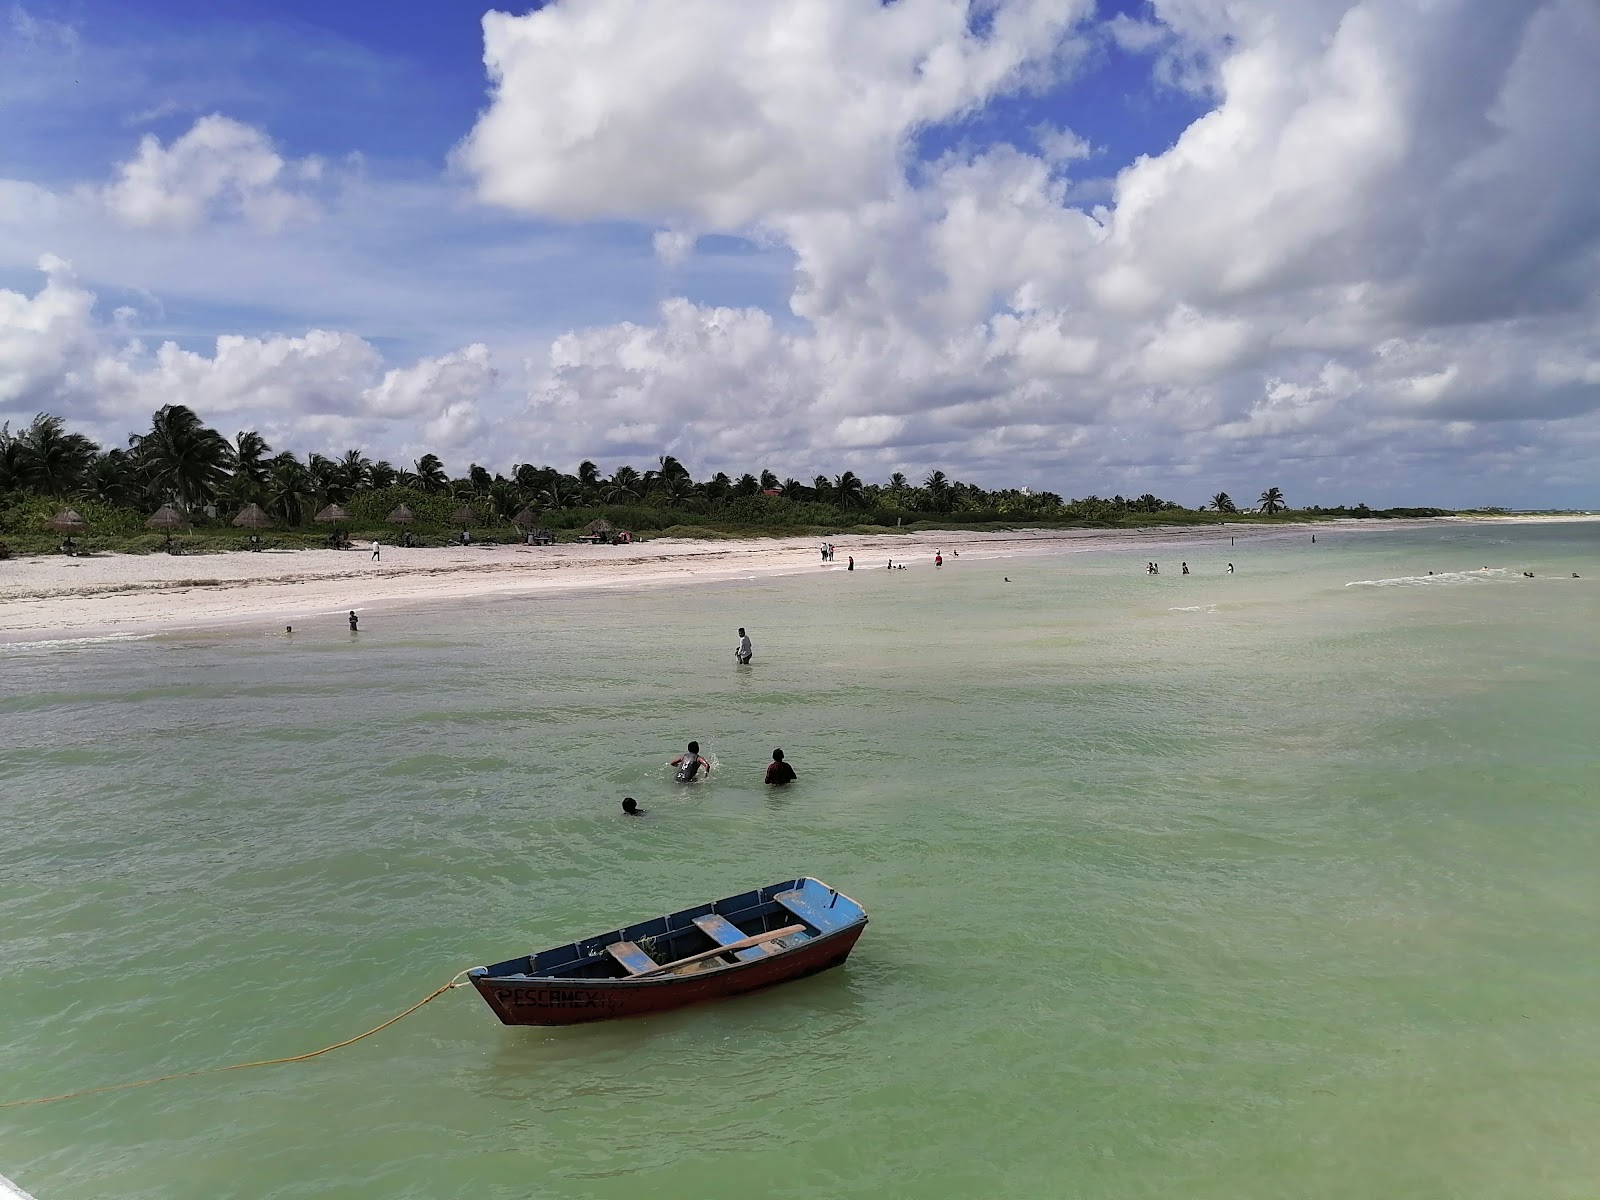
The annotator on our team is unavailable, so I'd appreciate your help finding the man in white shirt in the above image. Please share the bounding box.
[735,627,753,665]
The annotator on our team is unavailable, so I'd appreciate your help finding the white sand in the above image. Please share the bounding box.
[0,517,1586,643]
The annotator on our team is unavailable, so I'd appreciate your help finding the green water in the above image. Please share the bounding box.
[3,522,1598,1199]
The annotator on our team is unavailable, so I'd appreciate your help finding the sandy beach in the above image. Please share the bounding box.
[0,517,1586,643]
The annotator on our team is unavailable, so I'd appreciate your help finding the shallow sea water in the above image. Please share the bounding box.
[2,521,1598,1199]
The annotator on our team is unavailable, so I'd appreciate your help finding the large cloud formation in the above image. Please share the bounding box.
[462,0,1600,501]
[0,256,492,459]
[4,0,1598,503]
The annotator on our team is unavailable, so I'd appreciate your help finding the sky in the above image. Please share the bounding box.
[2,0,1598,508]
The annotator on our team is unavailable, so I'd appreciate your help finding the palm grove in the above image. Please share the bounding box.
[1,405,1376,549]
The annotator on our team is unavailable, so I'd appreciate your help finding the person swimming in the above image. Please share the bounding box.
[621,797,644,815]
[671,741,709,782]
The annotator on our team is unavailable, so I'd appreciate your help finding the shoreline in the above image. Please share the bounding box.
[2,515,1591,644]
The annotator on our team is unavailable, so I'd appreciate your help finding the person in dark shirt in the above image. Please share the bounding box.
[621,797,645,815]
[671,741,709,781]
[764,748,797,786]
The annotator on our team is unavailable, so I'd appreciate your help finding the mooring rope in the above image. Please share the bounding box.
[0,970,473,1111]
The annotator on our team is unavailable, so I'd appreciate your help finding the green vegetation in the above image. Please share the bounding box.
[0,406,1458,557]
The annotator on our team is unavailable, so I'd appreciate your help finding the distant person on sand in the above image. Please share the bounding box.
[348,610,359,632]
[735,627,754,665]
[371,540,380,562]
[1182,562,1190,574]
[1226,563,1234,574]
[621,797,644,816]
[671,741,709,782]
[765,749,797,786]
[935,552,943,567]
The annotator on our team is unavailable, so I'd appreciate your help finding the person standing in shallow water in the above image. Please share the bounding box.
[671,741,709,782]
[348,610,359,632]
[735,627,753,665]
[765,749,797,786]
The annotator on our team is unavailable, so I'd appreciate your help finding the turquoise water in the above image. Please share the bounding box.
[2,521,1597,1199]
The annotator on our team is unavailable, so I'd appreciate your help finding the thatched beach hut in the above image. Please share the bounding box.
[385,504,416,525]
[583,518,613,536]
[511,506,539,529]
[45,507,89,553]
[313,503,350,525]
[232,503,273,529]
[46,508,89,534]
[146,504,190,531]
[451,502,478,527]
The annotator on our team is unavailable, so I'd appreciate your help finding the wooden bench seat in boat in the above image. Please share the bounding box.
[606,940,658,975]
[692,913,778,961]
[773,888,838,933]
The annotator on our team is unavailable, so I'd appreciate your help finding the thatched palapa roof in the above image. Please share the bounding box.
[511,507,539,528]
[314,503,350,523]
[45,508,89,533]
[385,504,416,525]
[451,503,477,526]
[232,503,274,529]
[583,518,614,535]
[145,504,190,531]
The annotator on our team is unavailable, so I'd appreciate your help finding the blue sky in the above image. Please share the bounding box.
[2,0,1597,507]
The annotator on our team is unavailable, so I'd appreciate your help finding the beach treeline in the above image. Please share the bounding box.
[0,406,1453,552]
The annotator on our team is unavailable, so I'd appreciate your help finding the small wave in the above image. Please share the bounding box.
[1346,568,1512,588]
[1169,604,1218,613]
[0,632,159,651]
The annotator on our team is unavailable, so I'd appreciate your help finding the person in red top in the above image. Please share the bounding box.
[764,748,797,786]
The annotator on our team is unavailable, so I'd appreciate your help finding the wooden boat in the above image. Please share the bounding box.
[467,877,867,1025]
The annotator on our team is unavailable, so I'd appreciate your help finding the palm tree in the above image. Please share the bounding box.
[15,413,97,496]
[336,448,371,495]
[413,453,448,494]
[129,404,231,510]
[657,454,690,483]
[705,471,732,501]
[834,470,864,508]
[577,460,601,501]
[812,474,834,503]
[536,479,572,510]
[264,453,313,525]
[758,469,778,491]
[82,449,139,507]
[368,460,397,490]
[922,469,950,512]
[231,431,272,493]
[468,464,493,494]
[1210,492,1237,514]
[1258,487,1286,514]
[658,474,696,506]
[605,465,642,503]
[781,477,806,500]
[735,473,760,497]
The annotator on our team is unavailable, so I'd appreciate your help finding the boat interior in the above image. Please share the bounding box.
[479,877,865,982]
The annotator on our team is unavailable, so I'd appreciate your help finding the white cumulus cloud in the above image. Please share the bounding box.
[103,114,321,232]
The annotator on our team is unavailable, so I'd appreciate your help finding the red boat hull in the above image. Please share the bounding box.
[471,923,864,1026]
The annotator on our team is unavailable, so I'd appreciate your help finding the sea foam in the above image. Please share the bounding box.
[1345,567,1513,588]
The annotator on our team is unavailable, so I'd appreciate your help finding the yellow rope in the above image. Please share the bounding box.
[0,971,473,1111]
